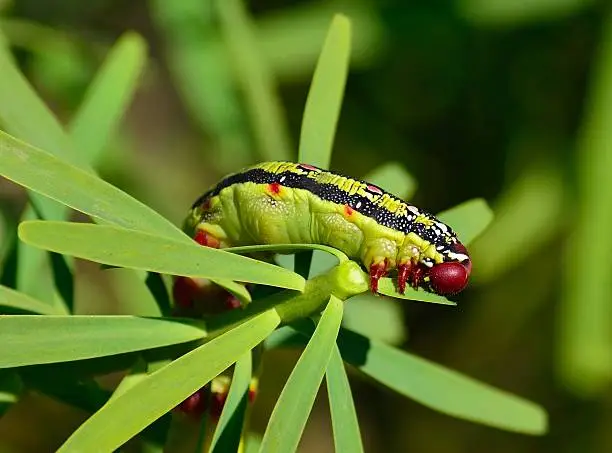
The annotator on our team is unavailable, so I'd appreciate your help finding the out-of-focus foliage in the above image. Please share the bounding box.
[0,0,610,452]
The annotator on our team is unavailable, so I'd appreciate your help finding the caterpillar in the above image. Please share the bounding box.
[183,161,471,296]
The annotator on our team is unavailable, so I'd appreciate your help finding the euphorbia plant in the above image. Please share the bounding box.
[0,11,547,453]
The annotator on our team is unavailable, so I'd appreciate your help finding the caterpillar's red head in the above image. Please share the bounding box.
[427,243,471,296]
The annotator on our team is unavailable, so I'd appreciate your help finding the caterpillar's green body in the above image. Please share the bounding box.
[184,161,471,295]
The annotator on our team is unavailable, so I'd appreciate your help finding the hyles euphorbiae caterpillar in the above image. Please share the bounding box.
[183,161,471,297]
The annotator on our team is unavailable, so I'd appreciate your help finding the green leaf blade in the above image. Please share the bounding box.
[259,296,343,453]
[69,32,147,165]
[326,345,364,453]
[0,284,63,315]
[0,131,187,241]
[0,36,84,168]
[0,316,208,368]
[298,14,351,169]
[217,0,292,162]
[337,328,548,435]
[558,9,612,395]
[210,352,252,453]
[19,221,305,291]
[58,310,280,453]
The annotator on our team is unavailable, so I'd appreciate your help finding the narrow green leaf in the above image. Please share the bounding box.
[0,284,63,314]
[376,278,456,306]
[326,345,363,453]
[559,9,612,395]
[364,162,417,200]
[337,328,548,435]
[259,296,343,453]
[58,310,280,453]
[0,34,78,314]
[15,205,67,311]
[298,14,351,169]
[217,0,292,162]
[210,352,252,453]
[437,198,494,246]
[0,130,186,240]
[2,33,147,316]
[19,221,305,291]
[0,34,84,168]
[150,0,253,172]
[69,32,147,165]
[0,316,208,368]
[254,2,384,81]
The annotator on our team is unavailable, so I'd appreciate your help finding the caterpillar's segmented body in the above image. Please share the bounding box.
[184,161,471,296]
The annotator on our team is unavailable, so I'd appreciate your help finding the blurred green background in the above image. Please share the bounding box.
[1,0,611,452]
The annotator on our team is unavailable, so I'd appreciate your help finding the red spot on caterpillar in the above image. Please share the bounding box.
[194,230,220,248]
[268,182,281,194]
[344,204,354,217]
[200,199,211,211]
[367,184,383,194]
[298,163,319,171]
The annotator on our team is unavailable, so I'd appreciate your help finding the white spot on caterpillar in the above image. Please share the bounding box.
[279,176,286,183]
[355,201,362,209]
[407,206,419,215]
[436,222,448,233]
[448,252,469,262]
